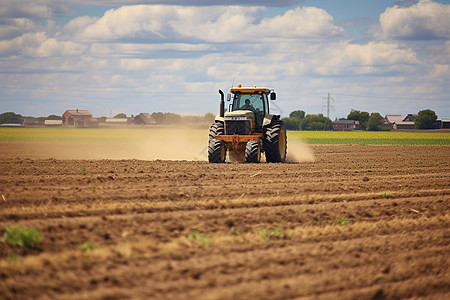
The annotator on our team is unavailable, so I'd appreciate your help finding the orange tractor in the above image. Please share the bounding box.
[208,84,287,163]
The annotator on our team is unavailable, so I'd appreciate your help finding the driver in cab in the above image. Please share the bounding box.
[240,99,255,111]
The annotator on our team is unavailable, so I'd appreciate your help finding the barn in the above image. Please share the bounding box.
[385,114,415,130]
[332,120,360,131]
[134,113,157,125]
[62,110,93,127]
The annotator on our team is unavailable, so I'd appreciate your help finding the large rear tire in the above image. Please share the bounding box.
[263,120,287,163]
[208,138,226,163]
[209,122,224,141]
[245,140,261,163]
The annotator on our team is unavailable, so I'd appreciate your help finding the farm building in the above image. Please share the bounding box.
[63,110,93,127]
[22,117,41,127]
[44,120,63,127]
[332,120,360,131]
[384,114,415,130]
[134,113,157,125]
[436,119,450,128]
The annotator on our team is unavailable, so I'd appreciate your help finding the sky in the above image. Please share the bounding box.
[0,0,449,120]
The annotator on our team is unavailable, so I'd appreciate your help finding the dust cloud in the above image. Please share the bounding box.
[2,133,208,161]
[2,130,315,163]
[285,140,316,163]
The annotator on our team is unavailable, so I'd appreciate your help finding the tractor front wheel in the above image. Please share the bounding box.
[208,138,226,163]
[245,140,261,163]
[208,122,224,141]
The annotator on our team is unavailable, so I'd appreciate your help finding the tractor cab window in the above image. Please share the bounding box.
[232,92,267,128]
[232,93,266,113]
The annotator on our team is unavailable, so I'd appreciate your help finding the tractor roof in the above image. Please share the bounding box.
[230,85,270,94]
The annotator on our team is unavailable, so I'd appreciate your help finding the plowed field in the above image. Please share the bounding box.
[0,144,449,299]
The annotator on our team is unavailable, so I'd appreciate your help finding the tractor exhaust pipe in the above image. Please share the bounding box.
[218,89,225,117]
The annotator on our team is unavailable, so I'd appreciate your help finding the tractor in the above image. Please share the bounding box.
[208,84,287,163]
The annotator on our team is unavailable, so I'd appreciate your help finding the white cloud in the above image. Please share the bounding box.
[0,18,37,40]
[0,32,86,57]
[312,42,419,75]
[372,0,450,40]
[69,5,344,42]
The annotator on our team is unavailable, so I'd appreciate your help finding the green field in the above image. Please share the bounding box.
[0,128,449,145]
[287,130,450,145]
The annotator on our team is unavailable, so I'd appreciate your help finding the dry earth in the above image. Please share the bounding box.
[0,144,449,299]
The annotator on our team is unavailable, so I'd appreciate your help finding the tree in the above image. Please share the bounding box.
[282,117,300,130]
[366,113,383,131]
[415,109,437,129]
[299,114,332,131]
[151,112,165,124]
[347,109,370,130]
[289,110,305,120]
[113,113,127,118]
[47,115,62,120]
[0,112,22,124]
[163,112,181,124]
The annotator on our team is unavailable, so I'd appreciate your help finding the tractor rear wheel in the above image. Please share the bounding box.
[208,138,226,163]
[209,122,224,141]
[245,140,261,163]
[263,120,287,163]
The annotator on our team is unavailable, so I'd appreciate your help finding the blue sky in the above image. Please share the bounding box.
[0,0,449,119]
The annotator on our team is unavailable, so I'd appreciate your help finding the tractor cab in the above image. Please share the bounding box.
[230,91,268,129]
[226,85,276,133]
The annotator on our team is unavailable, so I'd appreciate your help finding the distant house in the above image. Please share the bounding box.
[403,114,417,122]
[134,113,157,125]
[384,115,404,126]
[333,120,360,131]
[44,120,63,127]
[62,110,93,127]
[436,119,450,129]
[22,117,41,128]
[384,114,416,130]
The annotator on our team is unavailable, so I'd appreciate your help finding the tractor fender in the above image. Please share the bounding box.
[214,115,224,123]
[263,114,280,127]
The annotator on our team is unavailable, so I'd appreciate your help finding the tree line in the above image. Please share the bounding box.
[0,111,216,126]
[1,109,439,130]
[281,108,439,131]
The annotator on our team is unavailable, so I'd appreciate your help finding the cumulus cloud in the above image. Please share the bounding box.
[66,5,344,42]
[310,42,419,75]
[372,0,450,40]
[0,0,71,18]
[0,32,86,57]
[0,18,38,40]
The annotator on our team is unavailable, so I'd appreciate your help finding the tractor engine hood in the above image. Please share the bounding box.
[224,111,254,135]
[224,110,254,121]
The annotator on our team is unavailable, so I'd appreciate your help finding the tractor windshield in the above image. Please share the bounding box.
[231,92,267,129]
[231,92,266,114]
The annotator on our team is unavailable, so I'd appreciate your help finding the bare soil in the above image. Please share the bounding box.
[0,144,449,299]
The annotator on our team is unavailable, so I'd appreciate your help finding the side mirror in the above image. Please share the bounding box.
[227,93,231,101]
[270,92,276,100]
